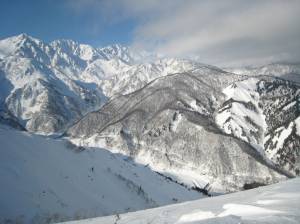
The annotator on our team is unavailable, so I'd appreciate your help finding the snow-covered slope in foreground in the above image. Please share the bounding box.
[0,124,203,224]
[63,177,300,224]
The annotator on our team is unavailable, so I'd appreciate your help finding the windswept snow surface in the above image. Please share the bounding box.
[0,124,203,224]
[62,178,300,224]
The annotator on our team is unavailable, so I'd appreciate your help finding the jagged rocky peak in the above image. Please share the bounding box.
[50,39,103,62]
[2,33,40,48]
[99,43,160,65]
[0,33,53,64]
[0,34,108,134]
[99,44,139,64]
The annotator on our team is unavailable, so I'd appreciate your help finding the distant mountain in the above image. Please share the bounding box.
[0,34,105,134]
[224,62,300,83]
[98,44,158,64]
[0,34,199,134]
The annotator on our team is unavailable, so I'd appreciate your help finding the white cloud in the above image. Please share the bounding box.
[67,0,300,66]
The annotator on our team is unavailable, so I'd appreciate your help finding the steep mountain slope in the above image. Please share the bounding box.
[67,69,288,192]
[0,34,106,134]
[63,177,300,224]
[0,124,203,224]
[216,76,300,175]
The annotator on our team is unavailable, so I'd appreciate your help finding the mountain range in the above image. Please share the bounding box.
[0,34,299,223]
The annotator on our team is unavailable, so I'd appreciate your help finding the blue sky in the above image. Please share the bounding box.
[1,0,299,66]
[0,0,136,47]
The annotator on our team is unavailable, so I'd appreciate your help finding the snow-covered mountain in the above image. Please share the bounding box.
[0,34,201,134]
[0,34,106,134]
[67,68,294,192]
[1,34,298,184]
[0,34,299,223]
[63,177,300,224]
[98,44,158,65]
[224,62,300,83]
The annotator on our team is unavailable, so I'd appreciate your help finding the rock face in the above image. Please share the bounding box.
[67,69,294,192]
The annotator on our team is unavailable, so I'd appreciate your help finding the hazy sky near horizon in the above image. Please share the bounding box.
[1,0,300,66]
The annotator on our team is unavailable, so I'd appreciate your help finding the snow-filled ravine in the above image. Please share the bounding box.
[62,177,300,224]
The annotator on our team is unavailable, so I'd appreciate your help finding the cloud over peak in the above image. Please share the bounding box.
[68,0,300,66]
